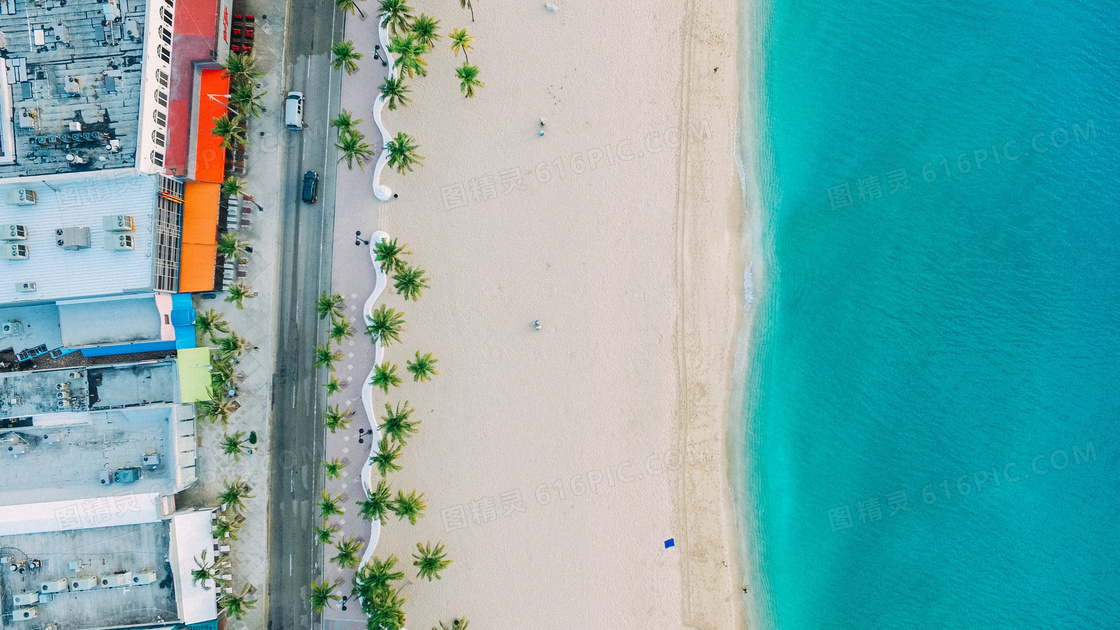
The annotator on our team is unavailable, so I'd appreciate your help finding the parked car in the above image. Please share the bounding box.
[302,170,319,204]
[285,91,304,130]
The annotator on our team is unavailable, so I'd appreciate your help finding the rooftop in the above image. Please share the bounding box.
[0,0,150,177]
[0,173,161,306]
[0,360,177,419]
[0,522,179,630]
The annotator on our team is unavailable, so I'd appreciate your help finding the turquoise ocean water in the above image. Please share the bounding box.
[740,0,1119,628]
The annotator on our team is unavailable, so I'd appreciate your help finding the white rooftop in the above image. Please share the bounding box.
[0,491,161,536]
[169,509,219,624]
[0,173,159,305]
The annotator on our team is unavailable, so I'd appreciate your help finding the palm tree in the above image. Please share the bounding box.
[317,291,345,320]
[230,82,267,119]
[336,129,374,169]
[191,551,218,590]
[406,351,439,382]
[314,345,343,371]
[379,76,412,111]
[434,619,471,630]
[372,437,402,476]
[385,132,424,173]
[315,522,340,544]
[373,237,411,274]
[392,263,429,300]
[215,333,249,358]
[388,34,427,78]
[219,478,254,512]
[221,52,262,87]
[380,401,419,444]
[324,375,345,397]
[355,555,404,595]
[212,113,247,150]
[319,490,345,519]
[335,0,365,18]
[332,537,364,570]
[459,0,474,22]
[370,362,401,394]
[221,176,248,198]
[331,40,362,75]
[329,316,355,343]
[194,309,230,340]
[411,13,440,50]
[224,282,254,309]
[221,431,250,460]
[364,585,407,628]
[213,513,244,541]
[413,541,451,581]
[324,457,346,479]
[366,305,405,346]
[219,583,257,620]
[331,109,362,135]
[199,389,239,425]
[391,489,426,524]
[449,27,473,63]
[324,404,354,433]
[456,63,484,98]
[379,0,414,35]
[217,232,249,263]
[357,479,393,524]
[310,580,341,613]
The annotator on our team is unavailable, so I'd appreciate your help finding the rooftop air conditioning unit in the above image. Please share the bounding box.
[69,371,84,379]
[2,224,27,240]
[3,244,28,260]
[71,577,97,591]
[100,572,131,587]
[131,571,157,585]
[42,433,62,444]
[56,227,91,250]
[16,282,36,292]
[13,592,39,606]
[104,234,135,251]
[13,607,38,620]
[7,444,26,455]
[40,579,67,594]
[103,215,135,232]
[3,189,38,205]
[1,321,22,334]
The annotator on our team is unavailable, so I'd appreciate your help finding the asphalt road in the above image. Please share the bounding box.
[266,2,344,628]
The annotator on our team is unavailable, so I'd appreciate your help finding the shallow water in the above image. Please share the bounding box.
[740,0,1120,627]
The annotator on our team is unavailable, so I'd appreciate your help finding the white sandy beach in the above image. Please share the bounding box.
[358,0,747,626]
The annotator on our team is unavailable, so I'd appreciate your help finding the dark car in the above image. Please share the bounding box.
[302,170,319,204]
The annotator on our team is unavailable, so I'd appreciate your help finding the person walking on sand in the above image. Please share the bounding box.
[533,320,542,331]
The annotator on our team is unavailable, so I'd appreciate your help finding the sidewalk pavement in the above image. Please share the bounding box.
[175,0,291,627]
[318,7,390,625]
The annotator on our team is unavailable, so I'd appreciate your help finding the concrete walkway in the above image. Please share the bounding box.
[318,7,391,624]
[175,0,292,627]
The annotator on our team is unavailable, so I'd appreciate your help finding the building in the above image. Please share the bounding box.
[0,359,219,629]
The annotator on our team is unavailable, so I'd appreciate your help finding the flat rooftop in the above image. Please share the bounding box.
[0,522,179,630]
[0,360,177,419]
[0,173,161,306]
[0,406,176,506]
[0,0,149,177]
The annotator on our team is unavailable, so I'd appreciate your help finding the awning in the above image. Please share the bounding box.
[192,68,229,183]
[177,346,212,403]
[179,182,220,292]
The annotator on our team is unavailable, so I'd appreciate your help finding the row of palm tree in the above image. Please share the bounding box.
[370,351,438,393]
[314,543,450,620]
[373,237,429,300]
[192,478,258,620]
[211,52,265,150]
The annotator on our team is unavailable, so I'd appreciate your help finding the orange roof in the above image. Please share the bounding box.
[179,243,217,292]
[179,182,220,292]
[182,182,220,244]
[194,69,229,183]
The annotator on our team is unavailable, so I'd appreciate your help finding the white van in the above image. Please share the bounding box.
[285,91,304,130]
